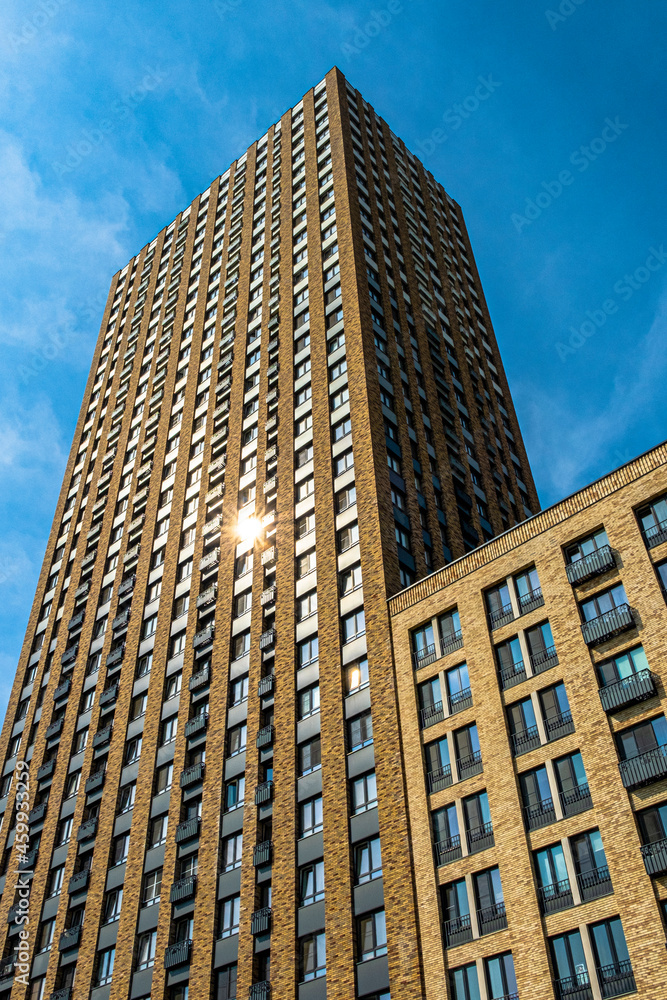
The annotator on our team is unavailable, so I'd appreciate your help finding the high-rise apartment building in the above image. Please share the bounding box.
[0,66,540,1000]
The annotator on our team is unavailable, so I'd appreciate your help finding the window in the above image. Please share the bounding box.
[217,965,238,1000]
[142,868,162,907]
[165,672,182,698]
[299,684,320,720]
[297,476,314,501]
[113,833,130,866]
[450,963,480,1000]
[298,636,319,667]
[495,635,525,687]
[484,952,518,1000]
[334,449,354,476]
[520,765,554,827]
[297,590,318,620]
[149,815,169,847]
[230,675,249,705]
[300,796,323,837]
[570,829,611,898]
[299,737,321,775]
[296,413,313,436]
[219,896,240,938]
[300,860,325,906]
[142,614,158,638]
[161,716,178,745]
[342,608,365,642]
[474,867,506,935]
[589,918,632,993]
[228,724,247,756]
[104,887,123,923]
[136,930,157,970]
[597,644,650,688]
[137,652,153,677]
[48,865,65,896]
[171,631,186,656]
[174,594,190,618]
[553,751,591,814]
[179,559,193,581]
[394,524,411,551]
[118,783,136,813]
[525,621,556,670]
[222,833,243,871]
[485,580,512,626]
[338,522,359,552]
[74,729,89,753]
[233,631,251,659]
[357,910,387,962]
[225,775,245,811]
[155,764,173,794]
[96,947,116,986]
[637,492,667,546]
[235,551,253,577]
[565,527,610,563]
[347,657,369,693]
[507,697,539,755]
[463,791,493,849]
[57,817,73,845]
[348,711,373,752]
[297,550,316,578]
[418,676,443,728]
[299,932,326,982]
[579,583,628,622]
[125,737,142,763]
[333,416,352,442]
[425,737,451,792]
[351,771,377,814]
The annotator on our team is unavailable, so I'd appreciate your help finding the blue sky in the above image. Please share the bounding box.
[0,0,665,717]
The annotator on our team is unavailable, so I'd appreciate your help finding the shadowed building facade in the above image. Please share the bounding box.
[0,67,539,1000]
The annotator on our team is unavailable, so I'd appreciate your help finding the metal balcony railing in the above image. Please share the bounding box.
[249,982,271,999]
[518,587,545,615]
[434,835,462,867]
[170,875,197,903]
[427,764,452,795]
[538,878,574,914]
[440,629,464,656]
[420,701,445,729]
[643,518,667,550]
[164,939,192,969]
[456,750,483,781]
[253,841,272,866]
[46,718,64,739]
[250,907,271,935]
[256,725,274,749]
[566,545,616,584]
[476,901,507,936]
[68,869,90,894]
[443,912,473,948]
[599,670,658,713]
[530,644,559,674]
[576,865,612,902]
[641,837,667,876]
[466,822,494,855]
[559,783,592,818]
[545,710,575,742]
[180,763,205,788]
[85,770,105,794]
[596,960,636,998]
[449,687,473,715]
[37,759,56,780]
[512,725,541,756]
[184,714,208,739]
[619,743,667,789]
[175,817,200,844]
[255,781,273,805]
[58,925,82,951]
[29,802,48,824]
[92,724,113,749]
[413,643,438,670]
[498,659,527,690]
[53,680,71,701]
[189,665,210,691]
[554,972,593,1000]
[524,797,556,831]
[258,674,275,697]
[488,601,514,630]
[77,818,98,842]
[581,604,635,646]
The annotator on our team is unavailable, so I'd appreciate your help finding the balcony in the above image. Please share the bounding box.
[576,865,613,902]
[554,972,593,1000]
[476,901,507,936]
[255,780,273,805]
[185,714,208,739]
[250,907,272,935]
[199,548,220,572]
[413,643,438,670]
[49,989,73,1000]
[619,743,667,789]
[643,518,667,550]
[435,835,462,867]
[641,837,667,876]
[196,584,217,609]
[180,763,205,788]
[37,759,56,780]
[518,587,545,616]
[443,913,473,948]
[258,674,275,698]
[566,545,616,584]
[427,764,452,795]
[599,670,659,713]
[249,984,271,1000]
[175,817,201,844]
[466,822,495,855]
[53,679,71,701]
[559,783,592,818]
[193,626,215,650]
[58,925,82,951]
[538,878,574,914]
[524,797,556,831]
[456,750,483,781]
[118,574,136,597]
[420,701,445,729]
[189,665,210,691]
[449,687,473,715]
[530,644,559,675]
[261,586,277,607]
[545,710,575,743]
[18,847,38,871]
[498,660,527,690]
[68,869,90,894]
[77,817,98,842]
[259,628,276,651]
[92,724,113,750]
[67,610,85,632]
[440,629,464,657]
[46,718,64,739]
[0,956,14,980]
[106,645,124,668]
[170,875,197,903]
[488,602,514,630]
[596,961,636,998]
[256,725,274,749]
[253,840,272,866]
[581,604,635,646]
[512,725,541,757]
[164,939,192,969]
[99,681,120,707]
[85,769,106,794]
[29,801,48,824]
